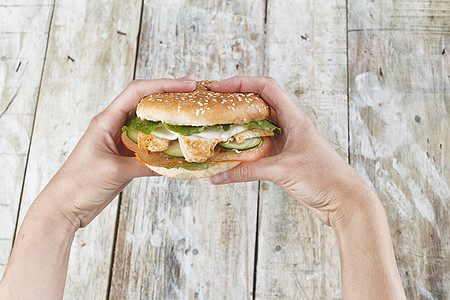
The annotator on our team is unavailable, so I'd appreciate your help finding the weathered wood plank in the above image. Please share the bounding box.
[110,0,265,298]
[348,0,449,298]
[15,0,141,298]
[0,0,54,277]
[255,0,348,298]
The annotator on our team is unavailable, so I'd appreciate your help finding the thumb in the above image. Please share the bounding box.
[118,156,159,180]
[210,162,265,184]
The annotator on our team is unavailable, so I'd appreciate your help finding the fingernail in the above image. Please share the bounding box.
[210,172,228,184]
[182,80,196,83]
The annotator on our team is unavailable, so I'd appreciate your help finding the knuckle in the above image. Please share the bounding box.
[235,163,253,182]
[128,79,141,87]
[264,76,277,85]
[89,112,110,130]
[89,113,104,127]
[126,79,143,92]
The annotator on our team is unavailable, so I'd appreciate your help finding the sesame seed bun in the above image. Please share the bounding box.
[147,161,241,180]
[136,80,270,126]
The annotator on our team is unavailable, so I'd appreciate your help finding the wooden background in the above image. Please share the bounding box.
[1,0,448,299]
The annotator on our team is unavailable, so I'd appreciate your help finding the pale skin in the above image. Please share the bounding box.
[0,75,406,299]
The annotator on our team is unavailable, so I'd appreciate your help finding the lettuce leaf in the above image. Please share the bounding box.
[163,124,204,136]
[244,120,281,135]
[122,117,160,135]
[207,124,232,131]
[123,116,281,136]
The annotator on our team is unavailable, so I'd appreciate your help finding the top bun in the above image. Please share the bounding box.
[136,80,270,126]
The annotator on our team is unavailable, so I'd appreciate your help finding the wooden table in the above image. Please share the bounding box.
[1,0,448,299]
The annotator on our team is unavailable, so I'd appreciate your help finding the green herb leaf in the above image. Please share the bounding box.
[205,125,221,130]
[243,120,282,136]
[163,124,205,136]
[222,124,232,131]
[205,124,232,131]
[123,116,160,135]
[123,117,281,137]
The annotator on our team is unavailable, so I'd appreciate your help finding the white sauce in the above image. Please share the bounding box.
[193,125,247,140]
[150,125,248,142]
[151,126,178,140]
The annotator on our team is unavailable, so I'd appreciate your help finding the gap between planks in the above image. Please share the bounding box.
[10,1,56,252]
[346,0,351,165]
[252,1,270,297]
[106,1,145,299]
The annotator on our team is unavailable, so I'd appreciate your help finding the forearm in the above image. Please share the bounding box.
[333,187,406,299]
[0,186,77,299]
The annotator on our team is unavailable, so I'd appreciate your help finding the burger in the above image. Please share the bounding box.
[121,80,280,180]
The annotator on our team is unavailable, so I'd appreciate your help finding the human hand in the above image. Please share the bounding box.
[43,76,197,229]
[209,76,371,227]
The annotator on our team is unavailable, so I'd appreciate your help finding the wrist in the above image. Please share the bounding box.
[327,167,380,229]
[23,196,78,241]
[35,174,82,233]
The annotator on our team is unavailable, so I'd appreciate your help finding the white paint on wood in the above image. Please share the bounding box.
[15,0,141,298]
[264,0,348,155]
[2,0,447,298]
[110,0,265,298]
[0,1,54,277]
[136,0,266,80]
[348,0,449,296]
[351,72,449,233]
[113,179,259,299]
[255,0,347,298]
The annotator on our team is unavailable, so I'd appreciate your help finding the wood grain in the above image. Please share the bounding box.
[2,1,448,298]
[110,0,265,298]
[0,0,54,277]
[15,0,141,298]
[254,0,348,298]
[348,0,449,298]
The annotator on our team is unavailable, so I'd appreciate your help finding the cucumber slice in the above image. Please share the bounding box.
[126,129,139,144]
[163,140,184,157]
[218,137,262,150]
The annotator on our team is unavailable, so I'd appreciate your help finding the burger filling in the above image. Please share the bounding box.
[122,116,280,169]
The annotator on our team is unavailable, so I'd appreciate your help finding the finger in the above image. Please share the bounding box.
[104,78,197,132]
[122,76,195,122]
[115,78,197,112]
[176,74,195,81]
[210,76,298,118]
[209,159,273,184]
[118,156,160,180]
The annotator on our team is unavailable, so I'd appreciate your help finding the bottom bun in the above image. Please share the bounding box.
[147,161,241,180]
